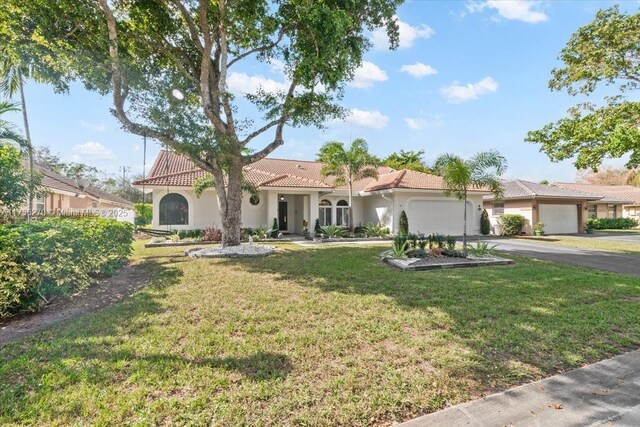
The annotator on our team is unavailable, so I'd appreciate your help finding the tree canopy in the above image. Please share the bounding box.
[0,0,402,245]
[526,6,640,170]
[383,149,431,173]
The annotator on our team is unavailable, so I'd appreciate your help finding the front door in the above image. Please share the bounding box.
[278,201,288,231]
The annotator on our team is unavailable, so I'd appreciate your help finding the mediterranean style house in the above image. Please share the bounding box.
[24,166,134,218]
[134,150,491,235]
[483,180,639,235]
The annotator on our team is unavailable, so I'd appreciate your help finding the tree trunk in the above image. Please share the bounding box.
[462,192,468,255]
[347,176,353,231]
[18,72,34,222]
[219,162,243,247]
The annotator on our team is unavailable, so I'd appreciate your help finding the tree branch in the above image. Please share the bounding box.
[242,79,298,164]
[164,0,203,52]
[227,30,285,68]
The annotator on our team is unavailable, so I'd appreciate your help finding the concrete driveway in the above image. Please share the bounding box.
[479,237,640,277]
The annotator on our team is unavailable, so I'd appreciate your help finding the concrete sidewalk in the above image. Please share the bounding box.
[400,348,640,427]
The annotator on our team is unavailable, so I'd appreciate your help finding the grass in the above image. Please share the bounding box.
[596,228,640,234]
[2,241,640,425]
[515,234,640,254]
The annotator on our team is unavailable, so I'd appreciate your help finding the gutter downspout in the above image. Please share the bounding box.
[381,192,394,233]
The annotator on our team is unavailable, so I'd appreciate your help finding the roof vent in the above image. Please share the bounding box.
[296,164,304,169]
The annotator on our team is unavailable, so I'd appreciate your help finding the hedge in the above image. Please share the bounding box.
[0,218,134,318]
[498,214,526,236]
[587,217,639,230]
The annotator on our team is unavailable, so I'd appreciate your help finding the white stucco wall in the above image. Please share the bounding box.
[484,199,534,234]
[362,194,393,230]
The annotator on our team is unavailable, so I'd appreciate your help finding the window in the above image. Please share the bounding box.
[249,195,260,206]
[35,195,45,211]
[159,193,189,225]
[587,204,597,219]
[318,199,332,226]
[493,202,504,215]
[336,200,349,227]
[608,204,617,219]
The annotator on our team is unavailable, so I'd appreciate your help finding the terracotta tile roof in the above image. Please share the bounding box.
[554,182,640,205]
[485,179,603,201]
[35,165,133,207]
[133,150,477,193]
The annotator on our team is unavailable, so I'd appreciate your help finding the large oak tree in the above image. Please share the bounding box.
[0,0,402,246]
[526,6,640,171]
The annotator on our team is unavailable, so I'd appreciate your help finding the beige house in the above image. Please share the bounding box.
[483,180,603,235]
[134,150,492,235]
[26,166,133,215]
[553,182,640,220]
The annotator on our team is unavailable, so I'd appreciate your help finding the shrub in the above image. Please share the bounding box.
[177,229,204,239]
[498,214,526,236]
[480,209,491,235]
[133,203,152,226]
[587,217,638,230]
[203,225,222,242]
[0,218,133,318]
[362,223,390,237]
[445,235,456,250]
[314,219,321,234]
[271,218,279,238]
[430,233,446,249]
[320,225,346,238]
[399,210,409,235]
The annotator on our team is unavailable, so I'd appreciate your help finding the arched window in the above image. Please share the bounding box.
[318,199,332,227]
[159,193,189,225]
[336,200,349,227]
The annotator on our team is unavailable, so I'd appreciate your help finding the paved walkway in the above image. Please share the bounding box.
[481,238,640,277]
[400,348,640,427]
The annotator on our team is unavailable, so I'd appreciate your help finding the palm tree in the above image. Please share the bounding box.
[317,138,380,230]
[0,101,24,146]
[0,59,45,221]
[434,150,507,254]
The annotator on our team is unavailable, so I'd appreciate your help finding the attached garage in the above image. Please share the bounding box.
[538,204,579,234]
[407,199,472,235]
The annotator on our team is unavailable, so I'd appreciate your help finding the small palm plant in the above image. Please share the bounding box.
[467,238,499,258]
[382,238,411,259]
[320,225,346,238]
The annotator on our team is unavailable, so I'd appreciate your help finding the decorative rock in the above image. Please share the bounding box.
[185,244,275,258]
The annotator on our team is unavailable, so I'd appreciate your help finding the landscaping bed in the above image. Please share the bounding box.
[185,244,276,258]
[145,237,287,248]
[385,255,513,271]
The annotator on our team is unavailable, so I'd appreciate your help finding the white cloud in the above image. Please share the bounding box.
[372,16,434,50]
[467,1,548,23]
[342,109,390,130]
[404,118,427,129]
[400,62,438,78]
[348,61,388,89]
[227,72,288,95]
[441,77,498,103]
[80,120,107,132]
[72,141,115,161]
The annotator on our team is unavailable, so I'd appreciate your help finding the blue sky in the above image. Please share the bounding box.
[5,0,636,182]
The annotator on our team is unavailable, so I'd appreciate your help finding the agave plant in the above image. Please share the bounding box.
[381,239,411,259]
[320,225,346,238]
[467,238,498,258]
[253,225,276,240]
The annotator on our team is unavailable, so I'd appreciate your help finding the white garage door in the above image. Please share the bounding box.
[406,199,470,235]
[538,204,578,234]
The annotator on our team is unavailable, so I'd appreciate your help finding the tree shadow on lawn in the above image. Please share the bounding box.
[218,244,640,389]
[0,252,292,421]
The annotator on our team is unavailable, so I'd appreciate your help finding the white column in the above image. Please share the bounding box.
[303,196,309,228]
[267,191,278,227]
[309,192,319,230]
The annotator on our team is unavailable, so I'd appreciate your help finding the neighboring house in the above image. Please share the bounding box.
[133,150,491,235]
[25,166,134,220]
[483,180,603,235]
[553,182,640,220]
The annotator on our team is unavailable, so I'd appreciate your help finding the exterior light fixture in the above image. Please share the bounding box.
[280,195,285,201]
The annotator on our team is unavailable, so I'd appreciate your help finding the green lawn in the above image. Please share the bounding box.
[514,234,640,254]
[596,229,640,234]
[2,241,640,426]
